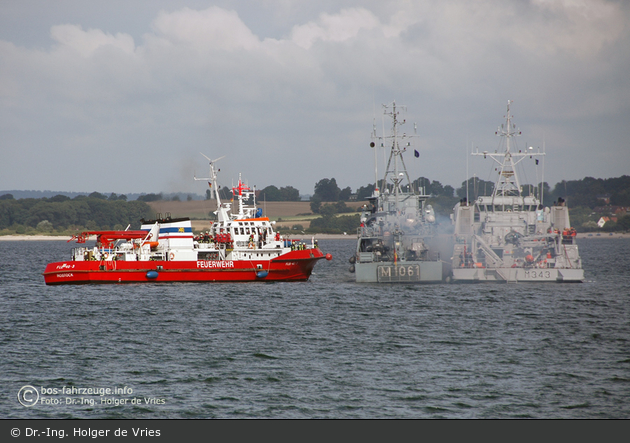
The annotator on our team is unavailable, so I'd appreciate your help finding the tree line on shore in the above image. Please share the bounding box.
[307,175,630,209]
[1,175,628,235]
[0,192,152,234]
[306,175,630,233]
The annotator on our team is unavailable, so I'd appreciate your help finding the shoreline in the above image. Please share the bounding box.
[1,232,628,241]
[0,235,74,241]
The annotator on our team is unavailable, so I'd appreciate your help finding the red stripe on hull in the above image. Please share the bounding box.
[43,249,324,285]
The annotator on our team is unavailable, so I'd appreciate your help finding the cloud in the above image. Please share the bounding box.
[0,1,628,195]
[527,0,625,57]
[290,8,381,49]
[149,6,260,51]
[50,24,136,57]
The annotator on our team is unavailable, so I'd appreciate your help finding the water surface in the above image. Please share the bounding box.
[1,238,628,418]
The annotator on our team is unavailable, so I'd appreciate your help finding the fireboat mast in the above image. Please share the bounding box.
[194,153,229,222]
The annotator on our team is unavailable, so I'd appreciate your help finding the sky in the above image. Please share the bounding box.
[1,0,629,197]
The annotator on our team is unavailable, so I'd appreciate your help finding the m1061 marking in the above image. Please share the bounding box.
[524,270,552,279]
[377,265,421,282]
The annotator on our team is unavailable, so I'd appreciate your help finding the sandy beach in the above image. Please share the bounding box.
[0,235,74,241]
[576,232,630,239]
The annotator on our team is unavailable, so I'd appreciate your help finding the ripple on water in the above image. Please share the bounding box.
[1,239,629,418]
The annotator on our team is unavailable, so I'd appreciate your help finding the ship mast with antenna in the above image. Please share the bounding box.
[371,101,418,211]
[194,153,229,222]
[473,100,544,205]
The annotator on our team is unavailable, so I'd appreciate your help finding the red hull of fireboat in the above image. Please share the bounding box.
[43,249,327,285]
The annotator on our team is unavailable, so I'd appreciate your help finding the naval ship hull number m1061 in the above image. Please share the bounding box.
[377,265,421,282]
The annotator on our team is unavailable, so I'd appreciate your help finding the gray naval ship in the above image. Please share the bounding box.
[349,101,443,283]
[450,100,584,283]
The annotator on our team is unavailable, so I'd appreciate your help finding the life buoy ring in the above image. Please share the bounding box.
[169,253,175,261]
[103,252,109,259]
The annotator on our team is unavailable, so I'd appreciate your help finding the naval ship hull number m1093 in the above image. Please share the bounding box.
[377,265,421,282]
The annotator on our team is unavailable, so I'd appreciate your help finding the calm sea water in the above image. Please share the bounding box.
[1,237,629,418]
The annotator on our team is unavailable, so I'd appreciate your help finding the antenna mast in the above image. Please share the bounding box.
[194,153,228,221]
[472,100,545,205]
